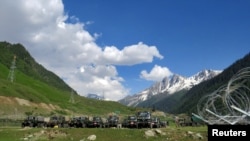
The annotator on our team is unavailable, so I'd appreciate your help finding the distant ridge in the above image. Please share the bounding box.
[119,69,222,106]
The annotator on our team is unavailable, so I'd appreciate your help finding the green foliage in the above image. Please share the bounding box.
[24,111,33,116]
[0,41,72,92]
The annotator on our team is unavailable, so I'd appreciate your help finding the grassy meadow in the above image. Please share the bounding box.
[0,125,208,141]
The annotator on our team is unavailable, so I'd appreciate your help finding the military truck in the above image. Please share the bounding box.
[150,117,161,128]
[46,115,68,128]
[106,115,120,128]
[68,116,89,128]
[21,115,46,128]
[160,120,169,128]
[136,111,152,128]
[87,116,104,128]
[176,115,202,126]
[122,115,138,128]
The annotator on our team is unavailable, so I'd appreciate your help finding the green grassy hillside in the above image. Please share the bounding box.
[0,41,138,118]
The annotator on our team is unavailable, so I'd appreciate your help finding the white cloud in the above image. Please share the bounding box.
[0,0,163,101]
[140,65,173,81]
[100,42,163,65]
[68,64,127,101]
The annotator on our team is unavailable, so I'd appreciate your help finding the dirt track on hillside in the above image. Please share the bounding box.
[0,96,62,117]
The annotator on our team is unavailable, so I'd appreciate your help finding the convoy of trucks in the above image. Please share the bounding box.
[22,111,201,129]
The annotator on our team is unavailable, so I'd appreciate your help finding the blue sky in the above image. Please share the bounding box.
[0,0,249,101]
[63,0,250,91]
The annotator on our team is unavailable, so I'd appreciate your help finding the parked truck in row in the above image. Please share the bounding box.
[21,115,47,128]
[136,111,152,128]
[46,115,69,128]
[105,115,120,128]
[68,116,89,128]
[122,115,138,128]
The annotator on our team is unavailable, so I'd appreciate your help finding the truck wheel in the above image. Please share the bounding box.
[63,123,68,128]
[82,124,86,128]
[30,123,33,128]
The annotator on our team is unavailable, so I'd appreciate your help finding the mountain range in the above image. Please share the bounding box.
[119,69,222,107]
[119,52,250,114]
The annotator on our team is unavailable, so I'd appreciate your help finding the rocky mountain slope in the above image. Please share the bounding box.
[119,69,222,107]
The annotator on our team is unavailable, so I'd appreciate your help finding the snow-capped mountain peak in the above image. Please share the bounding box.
[119,69,222,106]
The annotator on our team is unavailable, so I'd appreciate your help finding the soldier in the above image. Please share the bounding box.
[175,116,180,127]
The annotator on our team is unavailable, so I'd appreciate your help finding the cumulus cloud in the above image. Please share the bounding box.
[140,65,173,81]
[68,64,127,101]
[0,0,163,101]
[100,42,163,65]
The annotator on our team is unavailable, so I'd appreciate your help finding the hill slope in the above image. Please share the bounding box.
[171,52,250,114]
[0,41,136,118]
